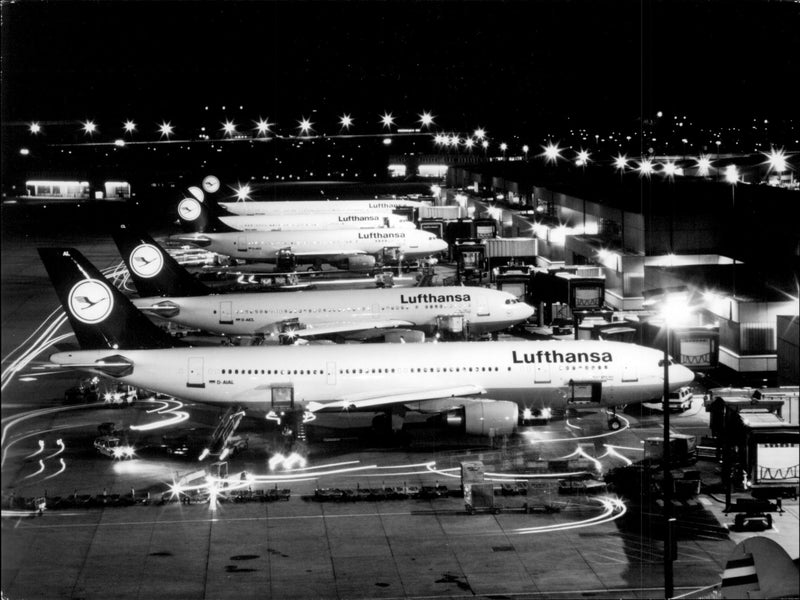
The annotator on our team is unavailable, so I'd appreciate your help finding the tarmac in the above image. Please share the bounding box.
[2,222,798,600]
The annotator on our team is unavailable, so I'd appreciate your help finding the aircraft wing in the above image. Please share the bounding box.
[273,319,415,339]
[307,384,486,412]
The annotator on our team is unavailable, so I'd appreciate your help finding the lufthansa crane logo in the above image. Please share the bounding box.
[178,198,201,221]
[129,243,164,278]
[68,279,115,324]
[202,175,220,194]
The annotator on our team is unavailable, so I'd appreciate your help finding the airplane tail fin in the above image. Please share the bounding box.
[177,194,238,234]
[112,225,211,297]
[38,248,181,350]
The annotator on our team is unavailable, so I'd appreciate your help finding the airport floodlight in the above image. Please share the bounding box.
[613,154,628,171]
[576,149,590,166]
[465,138,475,149]
[380,112,395,129]
[500,143,508,151]
[82,120,97,135]
[298,117,313,135]
[696,155,711,177]
[766,147,787,173]
[221,119,237,136]
[123,120,136,133]
[339,114,353,130]
[29,122,41,134]
[254,117,273,136]
[473,128,486,140]
[450,135,460,147]
[418,111,434,128]
[482,140,489,149]
[542,142,561,164]
[637,158,654,177]
[522,144,529,154]
[724,164,739,184]
[158,121,174,138]
[235,184,251,201]
[662,161,677,178]
[433,133,445,146]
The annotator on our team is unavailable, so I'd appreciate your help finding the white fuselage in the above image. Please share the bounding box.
[218,212,415,232]
[220,199,427,216]
[131,287,534,336]
[51,341,695,413]
[173,228,448,261]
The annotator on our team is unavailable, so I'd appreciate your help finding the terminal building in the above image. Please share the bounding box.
[446,156,799,386]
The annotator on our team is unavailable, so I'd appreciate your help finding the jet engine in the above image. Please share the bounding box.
[444,400,518,436]
[336,255,376,272]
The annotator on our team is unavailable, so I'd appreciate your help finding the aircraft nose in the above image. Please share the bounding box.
[520,302,535,321]
[432,238,449,253]
[670,363,695,388]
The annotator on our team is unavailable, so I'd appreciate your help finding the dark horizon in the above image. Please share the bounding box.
[3,0,799,135]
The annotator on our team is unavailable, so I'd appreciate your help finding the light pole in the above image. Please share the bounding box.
[725,165,739,297]
[644,287,692,600]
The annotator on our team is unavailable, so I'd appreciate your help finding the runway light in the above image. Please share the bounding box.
[114,139,126,147]
[766,147,787,173]
[419,111,434,127]
[29,122,41,134]
[82,120,97,135]
[19,148,30,155]
[696,155,711,177]
[235,184,251,201]
[542,142,561,164]
[298,117,313,135]
[221,119,237,136]
[158,121,174,138]
[123,120,136,133]
[380,112,395,129]
[383,138,392,145]
[339,114,353,130]
[254,117,273,136]
[724,164,739,184]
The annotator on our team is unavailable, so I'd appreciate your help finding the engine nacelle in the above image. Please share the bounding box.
[341,255,377,271]
[445,400,518,436]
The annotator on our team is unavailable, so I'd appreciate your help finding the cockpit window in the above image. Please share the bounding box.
[658,358,675,367]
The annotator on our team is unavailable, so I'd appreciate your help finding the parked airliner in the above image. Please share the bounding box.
[217,211,416,232]
[173,196,447,266]
[185,176,429,216]
[40,248,694,434]
[114,228,533,339]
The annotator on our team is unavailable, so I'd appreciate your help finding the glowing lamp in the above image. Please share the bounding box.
[724,164,739,184]
[696,155,711,177]
[29,122,41,134]
[222,119,237,136]
[82,120,97,135]
[123,120,136,133]
[473,128,486,140]
[542,142,561,164]
[339,114,353,129]
[613,154,628,170]
[419,111,434,127]
[380,112,395,128]
[766,148,787,173]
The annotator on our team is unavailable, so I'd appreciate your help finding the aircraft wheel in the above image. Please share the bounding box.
[608,417,622,431]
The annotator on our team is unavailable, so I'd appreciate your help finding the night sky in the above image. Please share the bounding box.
[2,0,799,134]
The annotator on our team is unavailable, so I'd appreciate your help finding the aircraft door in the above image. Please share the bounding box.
[187,357,205,388]
[326,362,337,385]
[219,301,233,325]
[622,363,638,382]
[534,363,551,383]
[237,235,248,253]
